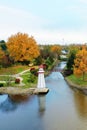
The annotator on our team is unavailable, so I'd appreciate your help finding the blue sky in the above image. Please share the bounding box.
[0,0,87,44]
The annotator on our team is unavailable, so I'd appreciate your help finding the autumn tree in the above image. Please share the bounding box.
[51,45,61,59]
[74,45,87,81]
[7,32,40,63]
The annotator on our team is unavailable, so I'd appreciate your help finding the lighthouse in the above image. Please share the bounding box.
[34,65,49,94]
[37,65,46,89]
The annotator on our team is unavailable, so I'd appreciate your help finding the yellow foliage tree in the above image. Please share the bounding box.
[51,45,61,58]
[0,47,5,62]
[7,32,40,62]
[74,45,87,80]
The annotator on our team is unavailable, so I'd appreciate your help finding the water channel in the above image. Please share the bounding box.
[0,62,87,130]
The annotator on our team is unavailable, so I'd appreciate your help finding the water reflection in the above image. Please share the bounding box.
[38,95,46,115]
[74,91,87,119]
[0,94,8,104]
[9,94,30,103]
[0,96,17,112]
[0,94,31,112]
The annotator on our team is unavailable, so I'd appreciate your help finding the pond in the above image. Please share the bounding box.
[0,62,87,130]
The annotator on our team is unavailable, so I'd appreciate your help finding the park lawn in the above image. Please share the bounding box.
[67,74,87,87]
[21,72,37,88]
[0,65,29,75]
[0,76,15,81]
[0,65,39,75]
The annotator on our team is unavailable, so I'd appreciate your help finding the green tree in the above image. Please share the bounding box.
[67,51,76,70]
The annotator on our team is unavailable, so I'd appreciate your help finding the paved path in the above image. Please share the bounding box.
[0,68,30,83]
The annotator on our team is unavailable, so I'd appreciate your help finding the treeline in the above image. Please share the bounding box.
[0,32,62,68]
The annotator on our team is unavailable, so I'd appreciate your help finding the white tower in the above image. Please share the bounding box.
[37,65,46,89]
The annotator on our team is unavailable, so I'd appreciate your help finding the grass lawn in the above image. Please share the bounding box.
[0,76,15,81]
[0,65,38,88]
[21,72,37,88]
[0,65,29,75]
[67,74,87,87]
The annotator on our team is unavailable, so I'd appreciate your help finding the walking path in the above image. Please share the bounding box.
[0,68,30,83]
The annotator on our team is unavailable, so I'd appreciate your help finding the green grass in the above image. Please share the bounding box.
[0,65,29,75]
[0,76,15,81]
[0,65,38,88]
[21,72,37,88]
[67,74,87,87]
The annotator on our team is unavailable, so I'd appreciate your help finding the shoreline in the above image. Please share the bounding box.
[0,87,49,95]
[65,77,87,95]
[0,87,36,95]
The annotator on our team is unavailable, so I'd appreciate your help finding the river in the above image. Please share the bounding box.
[0,62,87,130]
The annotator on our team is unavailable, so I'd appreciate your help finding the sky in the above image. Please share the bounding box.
[0,0,87,44]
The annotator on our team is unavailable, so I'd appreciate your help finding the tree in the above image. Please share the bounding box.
[0,47,5,63]
[0,42,7,51]
[67,52,75,70]
[51,45,61,59]
[0,40,5,43]
[67,48,77,70]
[7,32,40,63]
[74,45,87,81]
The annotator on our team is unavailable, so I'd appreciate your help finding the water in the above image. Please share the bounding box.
[0,62,87,130]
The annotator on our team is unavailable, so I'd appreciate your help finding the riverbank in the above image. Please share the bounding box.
[0,87,35,95]
[65,77,87,95]
[0,87,49,95]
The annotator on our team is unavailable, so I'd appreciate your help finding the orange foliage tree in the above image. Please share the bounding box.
[74,45,87,81]
[7,32,40,62]
[51,45,61,59]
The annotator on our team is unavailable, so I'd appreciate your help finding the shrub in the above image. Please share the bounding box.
[0,83,4,87]
[15,78,20,84]
[42,63,48,70]
[28,73,36,83]
[63,69,73,76]
[30,68,38,76]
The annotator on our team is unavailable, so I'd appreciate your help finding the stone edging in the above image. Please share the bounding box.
[65,77,87,95]
[0,87,49,95]
[0,87,35,95]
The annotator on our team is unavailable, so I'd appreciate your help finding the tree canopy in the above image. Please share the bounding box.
[51,45,61,58]
[0,47,5,62]
[74,45,87,80]
[7,32,40,62]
